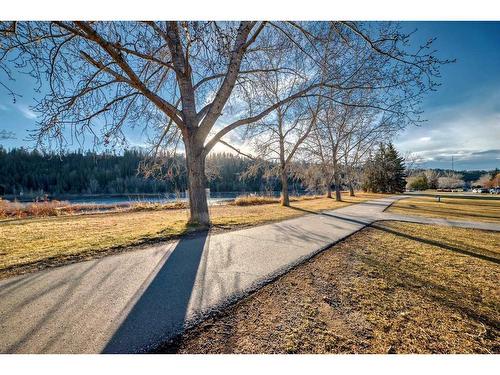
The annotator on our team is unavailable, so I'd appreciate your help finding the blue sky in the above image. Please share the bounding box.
[395,21,500,170]
[0,21,499,170]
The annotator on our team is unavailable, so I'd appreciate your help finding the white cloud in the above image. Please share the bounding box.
[395,87,500,169]
[18,105,37,119]
[0,104,8,111]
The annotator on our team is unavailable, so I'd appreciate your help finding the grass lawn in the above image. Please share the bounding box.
[160,221,500,354]
[0,192,384,278]
[389,195,500,223]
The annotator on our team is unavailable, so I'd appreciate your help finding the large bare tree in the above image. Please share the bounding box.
[0,21,448,224]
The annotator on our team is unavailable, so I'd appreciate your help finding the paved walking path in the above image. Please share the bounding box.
[0,195,498,353]
[381,212,500,231]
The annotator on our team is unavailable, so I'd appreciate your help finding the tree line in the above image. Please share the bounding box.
[0,147,291,197]
[0,143,411,199]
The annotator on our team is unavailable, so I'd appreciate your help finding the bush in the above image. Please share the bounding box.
[232,196,280,206]
[406,175,428,191]
[127,201,188,211]
[231,194,323,206]
[0,199,72,219]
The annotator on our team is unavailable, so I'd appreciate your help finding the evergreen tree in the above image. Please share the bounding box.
[362,143,406,193]
[384,143,407,193]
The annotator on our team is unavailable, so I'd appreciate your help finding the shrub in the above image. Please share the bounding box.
[406,175,429,191]
[232,196,280,206]
[231,194,323,206]
[127,201,189,211]
[0,199,72,218]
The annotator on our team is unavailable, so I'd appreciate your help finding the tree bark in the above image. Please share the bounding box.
[326,185,332,198]
[185,138,210,226]
[349,183,355,196]
[280,168,290,206]
[334,172,342,201]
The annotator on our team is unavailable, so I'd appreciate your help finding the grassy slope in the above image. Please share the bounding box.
[161,222,500,354]
[0,192,384,277]
[389,195,500,223]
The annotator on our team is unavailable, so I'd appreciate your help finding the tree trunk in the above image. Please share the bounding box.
[349,183,355,197]
[335,185,342,201]
[185,140,210,226]
[334,173,342,201]
[326,185,332,198]
[280,169,290,206]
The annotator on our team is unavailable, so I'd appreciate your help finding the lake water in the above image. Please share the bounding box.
[5,190,312,206]
[48,191,289,206]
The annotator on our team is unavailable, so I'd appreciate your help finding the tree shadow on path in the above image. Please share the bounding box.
[102,230,209,353]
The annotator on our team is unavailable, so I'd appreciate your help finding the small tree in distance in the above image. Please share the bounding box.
[424,169,439,189]
[474,174,493,189]
[438,172,464,190]
[492,172,500,188]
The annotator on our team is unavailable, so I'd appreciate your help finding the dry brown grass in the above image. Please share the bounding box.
[0,209,191,277]
[209,192,385,229]
[0,192,386,278]
[231,194,323,206]
[160,221,500,354]
[0,198,190,219]
[389,195,500,223]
